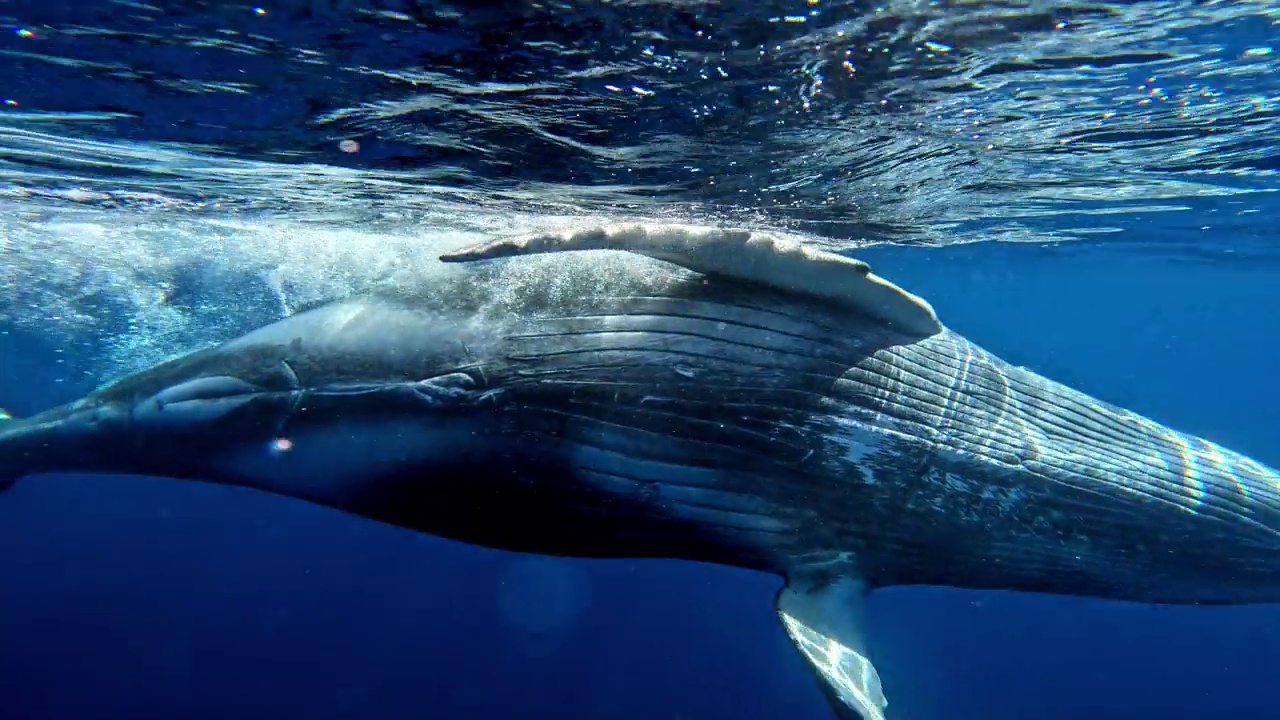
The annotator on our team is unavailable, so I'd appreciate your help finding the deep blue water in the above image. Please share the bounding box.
[2,1,1280,719]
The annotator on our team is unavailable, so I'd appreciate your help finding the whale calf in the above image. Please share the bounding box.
[3,223,1279,719]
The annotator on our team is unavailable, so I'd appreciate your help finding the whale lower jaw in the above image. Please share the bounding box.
[211,417,477,505]
[0,401,133,482]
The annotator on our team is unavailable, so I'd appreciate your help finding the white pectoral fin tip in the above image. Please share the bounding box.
[439,223,942,338]
[776,579,888,720]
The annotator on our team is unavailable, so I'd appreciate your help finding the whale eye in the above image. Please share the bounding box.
[133,375,262,427]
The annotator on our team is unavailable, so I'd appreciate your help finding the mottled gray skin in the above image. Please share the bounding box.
[2,252,1279,606]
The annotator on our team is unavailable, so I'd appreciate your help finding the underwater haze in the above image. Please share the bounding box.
[1,1,1279,719]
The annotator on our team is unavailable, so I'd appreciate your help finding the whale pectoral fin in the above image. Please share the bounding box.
[776,577,888,720]
[439,223,942,338]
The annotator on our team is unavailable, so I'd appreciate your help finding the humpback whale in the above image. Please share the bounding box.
[2,223,1278,720]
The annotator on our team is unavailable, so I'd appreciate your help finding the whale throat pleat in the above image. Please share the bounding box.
[496,295,871,566]
[828,330,1280,602]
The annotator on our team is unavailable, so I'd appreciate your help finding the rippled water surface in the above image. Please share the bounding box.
[1,0,1278,377]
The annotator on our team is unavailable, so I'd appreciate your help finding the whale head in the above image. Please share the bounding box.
[0,298,510,520]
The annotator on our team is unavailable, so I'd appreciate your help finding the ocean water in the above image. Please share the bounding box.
[0,2,1278,719]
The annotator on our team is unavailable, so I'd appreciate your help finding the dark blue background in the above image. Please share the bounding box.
[0,237,1277,720]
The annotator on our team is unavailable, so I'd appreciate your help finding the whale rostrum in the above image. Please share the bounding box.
[3,223,1278,720]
